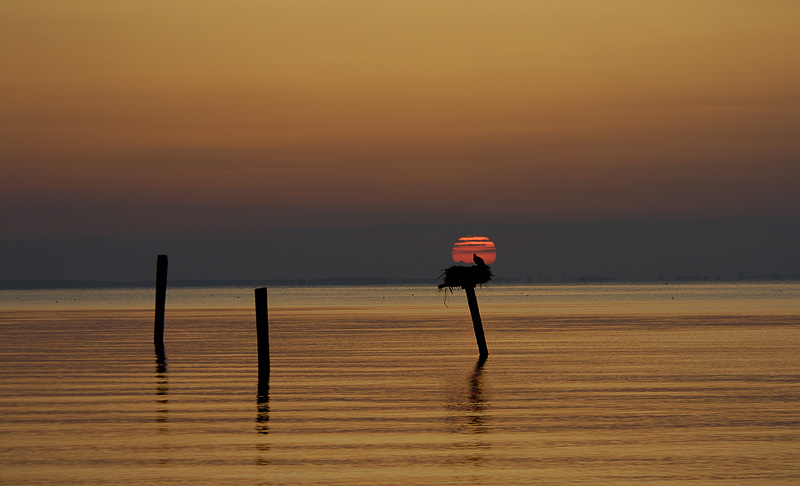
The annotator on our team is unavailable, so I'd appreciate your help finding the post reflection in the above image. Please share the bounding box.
[256,378,270,465]
[154,346,168,424]
[256,378,270,435]
[443,356,490,467]
[154,346,170,465]
[445,356,490,434]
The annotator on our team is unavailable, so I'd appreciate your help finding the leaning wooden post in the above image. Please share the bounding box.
[154,255,168,349]
[255,287,270,385]
[464,285,489,358]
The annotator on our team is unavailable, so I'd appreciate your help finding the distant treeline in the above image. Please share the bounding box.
[667,273,800,282]
[0,277,434,290]
[3,274,799,290]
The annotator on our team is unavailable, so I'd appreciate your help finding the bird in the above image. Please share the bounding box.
[473,253,486,266]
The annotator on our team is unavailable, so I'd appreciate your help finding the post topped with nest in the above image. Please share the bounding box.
[438,255,492,358]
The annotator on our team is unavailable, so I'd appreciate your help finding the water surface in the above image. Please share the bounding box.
[1,283,798,484]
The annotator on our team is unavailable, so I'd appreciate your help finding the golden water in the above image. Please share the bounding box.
[1,283,799,484]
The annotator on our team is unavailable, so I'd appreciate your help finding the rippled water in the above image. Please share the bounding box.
[1,283,799,484]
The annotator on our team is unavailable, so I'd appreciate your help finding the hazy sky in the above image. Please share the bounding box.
[2,1,799,241]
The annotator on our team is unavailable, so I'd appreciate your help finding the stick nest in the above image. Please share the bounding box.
[438,264,493,291]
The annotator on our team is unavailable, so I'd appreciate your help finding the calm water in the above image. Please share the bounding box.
[1,283,799,484]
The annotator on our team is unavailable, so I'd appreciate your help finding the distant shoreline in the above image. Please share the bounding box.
[0,278,434,290]
[2,275,798,290]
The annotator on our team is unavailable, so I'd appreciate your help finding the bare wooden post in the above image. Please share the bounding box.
[464,285,488,358]
[154,255,168,348]
[255,287,270,385]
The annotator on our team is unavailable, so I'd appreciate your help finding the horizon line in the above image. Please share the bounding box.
[2,274,799,290]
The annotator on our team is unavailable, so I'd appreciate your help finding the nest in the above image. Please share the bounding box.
[438,264,493,291]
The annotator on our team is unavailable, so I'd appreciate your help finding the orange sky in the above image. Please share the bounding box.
[2,1,799,237]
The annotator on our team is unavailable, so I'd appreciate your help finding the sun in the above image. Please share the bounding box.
[452,236,497,265]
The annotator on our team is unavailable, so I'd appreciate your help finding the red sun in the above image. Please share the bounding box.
[452,236,497,265]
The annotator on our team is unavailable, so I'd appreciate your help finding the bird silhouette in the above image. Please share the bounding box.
[473,253,486,266]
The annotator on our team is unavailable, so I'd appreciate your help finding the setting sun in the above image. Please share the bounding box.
[452,236,497,265]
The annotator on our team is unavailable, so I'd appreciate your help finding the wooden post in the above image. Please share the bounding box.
[154,255,168,348]
[255,287,270,385]
[464,285,488,358]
